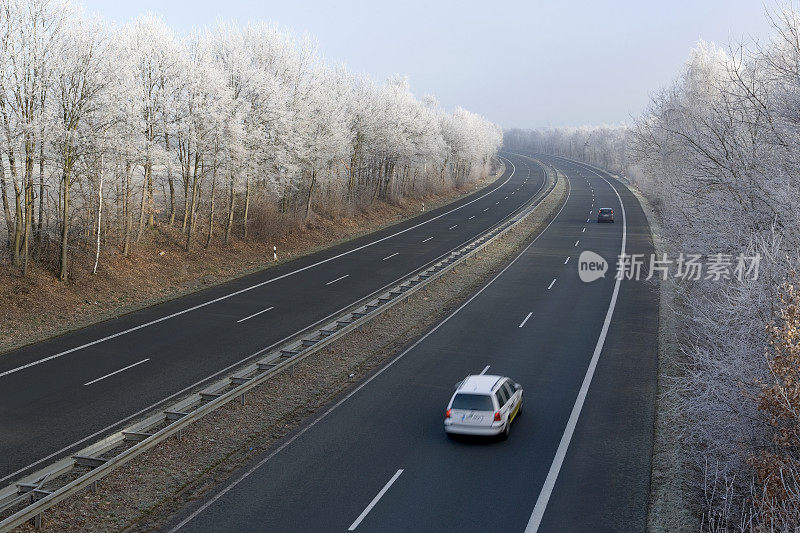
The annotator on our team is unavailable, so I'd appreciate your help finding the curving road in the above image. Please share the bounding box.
[0,153,548,485]
[163,154,659,532]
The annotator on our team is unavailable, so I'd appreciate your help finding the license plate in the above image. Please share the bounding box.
[462,414,483,423]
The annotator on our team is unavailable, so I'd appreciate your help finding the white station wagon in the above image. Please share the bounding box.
[444,374,523,439]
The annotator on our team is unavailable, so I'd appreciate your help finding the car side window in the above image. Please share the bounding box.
[502,382,516,401]
[495,386,508,407]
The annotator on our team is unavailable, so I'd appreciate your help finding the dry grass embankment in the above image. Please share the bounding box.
[0,168,499,356]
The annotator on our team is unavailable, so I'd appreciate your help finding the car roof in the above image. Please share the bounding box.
[457,374,504,393]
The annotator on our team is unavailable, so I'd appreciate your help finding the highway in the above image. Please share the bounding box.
[0,153,547,484]
[164,155,658,532]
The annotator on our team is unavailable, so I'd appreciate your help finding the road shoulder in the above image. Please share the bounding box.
[627,185,695,532]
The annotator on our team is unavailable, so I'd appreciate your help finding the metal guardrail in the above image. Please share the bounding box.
[0,157,559,531]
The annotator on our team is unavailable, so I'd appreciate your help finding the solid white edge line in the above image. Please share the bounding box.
[382,253,399,261]
[326,274,350,286]
[347,469,404,531]
[518,312,533,328]
[480,364,491,375]
[524,164,627,533]
[0,158,520,380]
[167,169,573,533]
[236,306,274,323]
[83,359,150,386]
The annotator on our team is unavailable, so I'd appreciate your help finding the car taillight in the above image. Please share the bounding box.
[494,411,501,421]
[445,409,451,419]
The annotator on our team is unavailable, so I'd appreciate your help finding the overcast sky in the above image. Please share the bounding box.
[81,0,777,129]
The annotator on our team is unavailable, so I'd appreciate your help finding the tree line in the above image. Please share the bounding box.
[508,8,800,529]
[0,0,502,280]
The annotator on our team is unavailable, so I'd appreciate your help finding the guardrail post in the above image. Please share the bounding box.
[90,480,98,493]
[33,513,41,529]
[176,429,183,441]
[240,393,246,405]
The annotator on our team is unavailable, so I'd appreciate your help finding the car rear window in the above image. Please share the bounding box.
[451,393,494,411]
[600,208,613,213]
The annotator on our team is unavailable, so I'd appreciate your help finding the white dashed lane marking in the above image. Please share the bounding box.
[326,274,350,285]
[237,307,275,323]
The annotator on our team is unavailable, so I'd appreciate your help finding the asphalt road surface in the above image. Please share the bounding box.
[0,153,548,484]
[164,154,658,532]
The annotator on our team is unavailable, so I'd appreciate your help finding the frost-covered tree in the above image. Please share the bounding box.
[0,1,502,280]
[509,11,800,527]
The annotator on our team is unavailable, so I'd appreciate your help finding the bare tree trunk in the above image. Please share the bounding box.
[181,150,190,232]
[36,90,46,251]
[347,132,362,201]
[12,180,22,265]
[224,174,235,244]
[93,154,104,274]
[2,104,23,264]
[22,139,34,275]
[35,140,45,252]
[305,169,316,221]
[242,176,250,239]
[123,162,132,256]
[22,183,31,274]
[185,153,200,251]
[0,162,12,243]
[206,165,216,248]
[165,132,176,226]
[146,130,154,228]
[58,165,71,281]
[136,166,147,242]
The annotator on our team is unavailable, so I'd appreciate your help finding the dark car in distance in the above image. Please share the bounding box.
[597,208,614,223]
